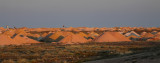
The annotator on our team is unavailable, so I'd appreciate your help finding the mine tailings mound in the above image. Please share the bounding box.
[93,32,131,42]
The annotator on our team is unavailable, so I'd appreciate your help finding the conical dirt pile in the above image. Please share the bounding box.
[59,34,88,44]
[93,32,131,42]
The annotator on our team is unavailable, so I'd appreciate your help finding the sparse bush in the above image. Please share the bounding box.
[1,59,15,63]
[0,42,160,63]
[17,59,29,63]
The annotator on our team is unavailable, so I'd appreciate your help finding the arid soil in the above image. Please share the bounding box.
[84,49,160,63]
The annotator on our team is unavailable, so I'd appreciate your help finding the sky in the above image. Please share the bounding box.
[0,0,160,28]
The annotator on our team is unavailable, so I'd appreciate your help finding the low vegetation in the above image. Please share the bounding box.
[0,42,160,63]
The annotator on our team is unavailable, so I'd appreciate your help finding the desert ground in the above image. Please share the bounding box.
[84,47,160,63]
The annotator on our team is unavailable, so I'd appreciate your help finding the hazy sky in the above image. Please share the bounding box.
[0,0,160,28]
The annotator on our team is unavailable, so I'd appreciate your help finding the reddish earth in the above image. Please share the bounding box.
[59,33,88,44]
[93,32,131,42]
[0,27,160,45]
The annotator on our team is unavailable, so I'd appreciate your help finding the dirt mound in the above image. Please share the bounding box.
[15,29,28,36]
[41,33,49,37]
[12,34,40,45]
[44,31,73,42]
[141,33,154,38]
[76,32,88,38]
[61,31,74,37]
[156,32,160,35]
[127,35,139,39]
[141,32,147,36]
[27,33,41,40]
[3,29,16,37]
[59,33,88,44]
[0,27,5,31]
[0,34,19,45]
[93,32,131,42]
[48,32,64,42]
[151,31,158,35]
[87,32,99,38]
[125,31,140,37]
[2,29,28,37]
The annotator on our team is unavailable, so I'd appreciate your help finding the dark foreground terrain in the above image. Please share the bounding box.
[84,49,160,63]
[0,42,160,63]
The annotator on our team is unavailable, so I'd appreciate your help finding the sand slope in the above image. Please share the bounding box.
[93,32,131,42]
[59,34,88,44]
